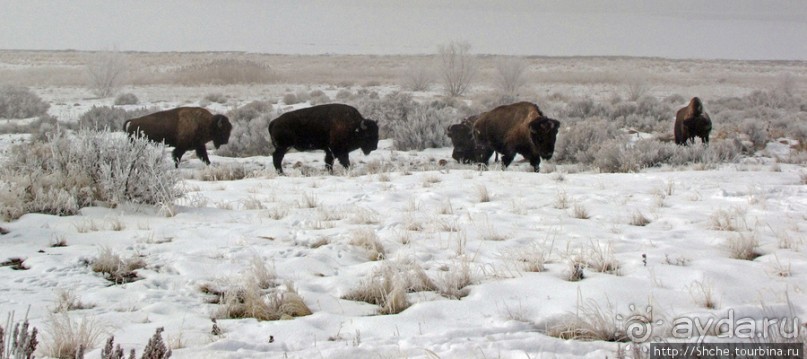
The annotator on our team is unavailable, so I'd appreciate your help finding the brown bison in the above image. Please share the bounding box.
[123,107,232,167]
[447,115,498,164]
[472,101,560,172]
[674,97,712,145]
[268,104,379,174]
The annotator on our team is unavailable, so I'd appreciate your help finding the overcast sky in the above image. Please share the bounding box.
[1,0,806,60]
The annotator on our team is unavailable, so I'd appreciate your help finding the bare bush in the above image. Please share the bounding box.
[401,63,433,91]
[438,41,476,97]
[87,50,129,98]
[494,57,528,97]
[91,247,146,284]
[0,85,50,119]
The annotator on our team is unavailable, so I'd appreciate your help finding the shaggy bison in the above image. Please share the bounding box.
[447,115,483,164]
[472,101,560,172]
[268,104,379,174]
[674,97,712,145]
[123,107,232,167]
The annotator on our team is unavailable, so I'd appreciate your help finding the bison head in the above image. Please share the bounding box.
[690,97,703,116]
[357,119,379,155]
[528,117,560,160]
[447,123,475,148]
[685,114,712,142]
[211,114,233,149]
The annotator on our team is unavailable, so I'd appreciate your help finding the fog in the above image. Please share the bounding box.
[1,0,806,60]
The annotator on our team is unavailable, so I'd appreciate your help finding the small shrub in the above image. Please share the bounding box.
[350,229,385,261]
[203,92,228,104]
[308,90,331,105]
[113,93,139,106]
[344,260,435,314]
[630,211,651,226]
[282,93,300,105]
[0,85,50,118]
[217,101,276,157]
[213,281,311,321]
[401,64,433,92]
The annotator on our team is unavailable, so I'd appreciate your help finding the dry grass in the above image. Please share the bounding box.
[264,207,289,220]
[727,232,761,260]
[42,313,104,359]
[501,240,555,273]
[350,229,386,261]
[298,192,320,209]
[586,240,620,275]
[689,279,719,309]
[546,298,628,342]
[52,289,94,313]
[572,202,590,219]
[476,184,491,203]
[213,280,312,321]
[437,257,475,299]
[709,207,748,231]
[629,211,651,227]
[90,247,145,284]
[343,260,436,315]
[554,189,570,210]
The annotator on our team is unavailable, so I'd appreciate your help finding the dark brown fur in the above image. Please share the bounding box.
[123,107,232,167]
[674,97,712,145]
[268,104,379,174]
[473,102,560,172]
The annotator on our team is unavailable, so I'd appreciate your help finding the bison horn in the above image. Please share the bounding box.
[360,120,368,130]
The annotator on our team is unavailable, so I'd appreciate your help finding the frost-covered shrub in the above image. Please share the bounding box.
[308,90,331,106]
[217,100,275,157]
[0,85,50,119]
[78,106,156,131]
[203,92,228,104]
[0,129,182,221]
[388,105,455,151]
[171,59,276,85]
[553,118,621,164]
[741,118,768,150]
[563,97,609,119]
[352,91,417,138]
[282,93,300,105]
[113,93,139,106]
[351,91,458,150]
[335,89,352,101]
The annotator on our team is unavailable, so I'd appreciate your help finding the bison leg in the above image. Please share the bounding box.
[529,157,541,173]
[273,146,289,174]
[324,150,335,173]
[336,152,351,170]
[171,148,186,168]
[500,152,516,170]
[195,145,211,165]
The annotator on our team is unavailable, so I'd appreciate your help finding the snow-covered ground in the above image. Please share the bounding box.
[2,57,807,358]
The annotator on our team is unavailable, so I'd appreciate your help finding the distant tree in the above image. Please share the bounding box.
[438,41,476,97]
[87,49,129,98]
[494,57,529,98]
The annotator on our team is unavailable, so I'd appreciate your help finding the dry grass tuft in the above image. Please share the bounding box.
[554,189,570,209]
[689,279,719,309]
[436,257,475,299]
[476,184,491,203]
[343,260,436,315]
[42,313,104,359]
[52,289,94,313]
[727,232,761,260]
[213,280,312,321]
[572,202,590,219]
[90,247,145,284]
[709,207,748,231]
[629,211,651,227]
[350,229,386,261]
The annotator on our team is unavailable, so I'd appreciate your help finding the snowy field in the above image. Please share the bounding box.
[1,52,806,358]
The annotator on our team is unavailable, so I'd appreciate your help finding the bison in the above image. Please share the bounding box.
[268,104,379,174]
[447,115,498,164]
[674,97,712,145]
[472,101,560,172]
[123,107,232,167]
